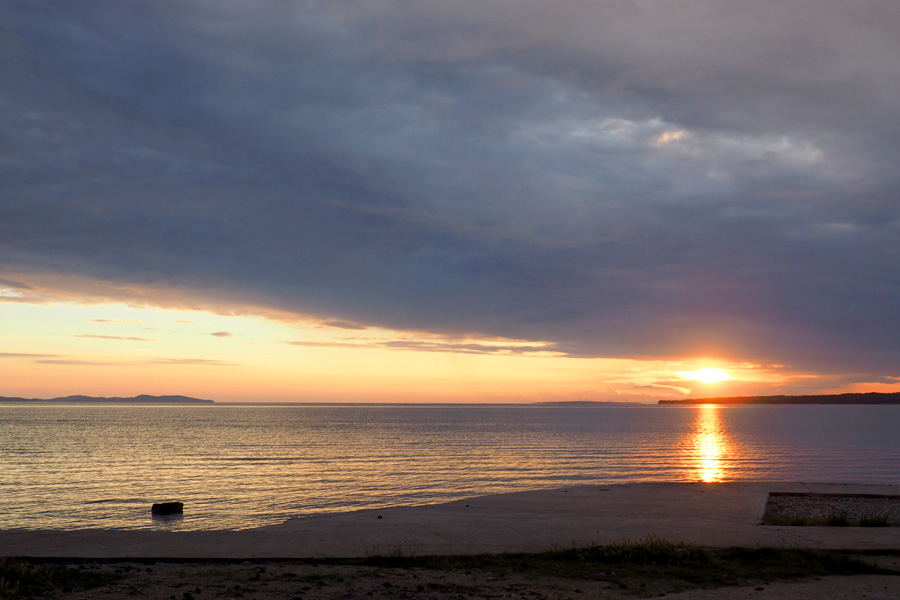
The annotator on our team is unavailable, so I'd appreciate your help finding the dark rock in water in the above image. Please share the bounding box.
[152,502,184,515]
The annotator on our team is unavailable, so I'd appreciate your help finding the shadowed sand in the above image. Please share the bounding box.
[2,482,898,559]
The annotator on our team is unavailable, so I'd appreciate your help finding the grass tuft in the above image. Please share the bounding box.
[826,513,850,527]
[859,515,891,527]
[549,535,708,567]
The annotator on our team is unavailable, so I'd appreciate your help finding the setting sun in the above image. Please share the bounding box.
[678,368,734,384]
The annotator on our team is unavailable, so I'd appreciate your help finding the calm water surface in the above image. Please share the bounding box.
[1,403,897,531]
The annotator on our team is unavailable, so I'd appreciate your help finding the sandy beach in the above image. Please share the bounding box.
[2,483,899,599]
[3,482,899,558]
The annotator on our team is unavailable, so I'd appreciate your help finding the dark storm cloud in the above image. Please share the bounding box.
[0,278,33,290]
[2,1,899,378]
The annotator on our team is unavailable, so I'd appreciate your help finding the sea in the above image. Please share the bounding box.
[1,403,898,531]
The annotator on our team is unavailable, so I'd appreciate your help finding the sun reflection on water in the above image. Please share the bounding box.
[692,405,730,482]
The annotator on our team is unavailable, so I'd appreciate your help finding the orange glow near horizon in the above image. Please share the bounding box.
[0,293,894,402]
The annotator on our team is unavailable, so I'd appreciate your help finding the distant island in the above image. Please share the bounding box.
[658,392,900,405]
[0,394,215,404]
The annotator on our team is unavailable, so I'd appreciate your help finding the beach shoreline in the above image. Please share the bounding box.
[3,483,899,599]
[2,482,898,560]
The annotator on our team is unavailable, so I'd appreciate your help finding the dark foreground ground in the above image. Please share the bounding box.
[4,541,900,600]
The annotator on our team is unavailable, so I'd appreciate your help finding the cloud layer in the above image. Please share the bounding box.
[2,1,899,381]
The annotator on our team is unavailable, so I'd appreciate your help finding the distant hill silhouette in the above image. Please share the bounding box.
[0,394,214,404]
[658,392,900,405]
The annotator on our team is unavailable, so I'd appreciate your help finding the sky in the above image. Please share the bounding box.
[2,1,899,402]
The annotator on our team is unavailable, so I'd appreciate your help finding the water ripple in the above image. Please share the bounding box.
[0,404,897,530]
